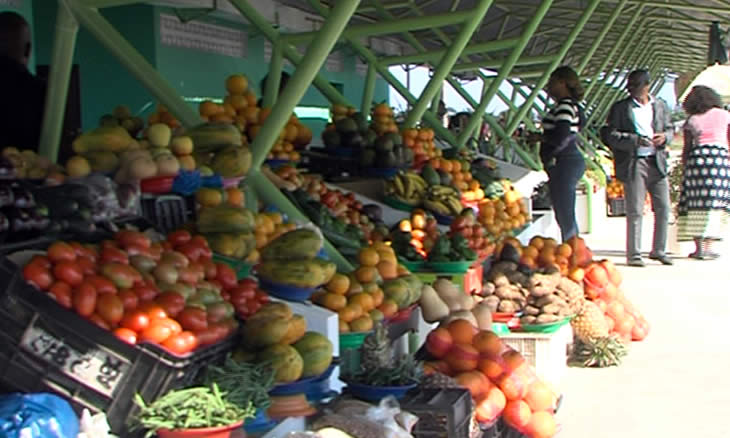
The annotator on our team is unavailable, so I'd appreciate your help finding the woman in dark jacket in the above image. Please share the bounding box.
[529,66,586,241]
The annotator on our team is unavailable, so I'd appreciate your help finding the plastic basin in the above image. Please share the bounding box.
[340,331,371,350]
[397,258,425,272]
[426,260,475,273]
[156,421,244,438]
[518,317,571,334]
[257,278,316,302]
[269,364,336,396]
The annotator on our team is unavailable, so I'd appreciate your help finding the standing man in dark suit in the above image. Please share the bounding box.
[601,70,674,267]
[0,11,46,151]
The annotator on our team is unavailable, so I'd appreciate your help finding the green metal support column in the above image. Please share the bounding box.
[402,0,493,128]
[66,0,201,127]
[456,0,555,148]
[431,87,442,116]
[262,40,284,108]
[576,0,629,74]
[229,0,349,106]
[381,39,520,66]
[503,0,601,137]
[361,63,377,115]
[39,2,78,161]
[584,5,644,98]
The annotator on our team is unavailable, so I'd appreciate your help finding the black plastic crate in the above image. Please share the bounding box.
[140,194,193,234]
[607,197,626,217]
[0,258,235,436]
[401,388,473,438]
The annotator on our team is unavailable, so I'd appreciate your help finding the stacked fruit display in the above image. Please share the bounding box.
[421,159,474,193]
[0,147,65,181]
[196,204,256,261]
[389,210,440,261]
[99,105,145,138]
[500,235,593,280]
[402,127,441,168]
[606,179,624,200]
[256,229,337,291]
[223,277,270,319]
[370,103,398,136]
[449,210,496,261]
[477,182,529,240]
[236,301,334,383]
[419,279,493,331]
[21,229,246,355]
[187,123,251,179]
[252,211,297,256]
[383,170,428,206]
[424,322,559,437]
[262,112,309,163]
[322,107,374,155]
[147,104,181,130]
[273,165,305,189]
[198,74,257,127]
[423,185,464,218]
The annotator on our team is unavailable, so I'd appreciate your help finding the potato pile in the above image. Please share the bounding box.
[479,261,531,314]
[521,272,584,325]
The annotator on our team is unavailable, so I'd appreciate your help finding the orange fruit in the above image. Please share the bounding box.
[210,113,233,123]
[225,188,244,207]
[338,303,362,323]
[349,293,375,312]
[370,288,384,307]
[225,74,248,94]
[528,236,545,250]
[358,248,380,267]
[376,260,397,280]
[503,400,532,430]
[455,371,490,399]
[556,243,572,258]
[177,155,196,171]
[326,273,350,295]
[338,319,350,333]
[440,159,453,172]
[472,331,503,358]
[225,93,249,111]
[538,247,556,266]
[447,319,478,344]
[524,381,554,413]
[354,266,377,284]
[199,100,221,117]
[222,103,237,117]
[350,315,374,332]
[478,358,505,380]
[378,299,398,317]
[525,411,556,438]
[568,267,585,282]
[317,292,347,311]
[196,188,223,207]
[242,107,260,124]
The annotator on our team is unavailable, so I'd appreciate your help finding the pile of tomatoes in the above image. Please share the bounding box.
[21,228,267,356]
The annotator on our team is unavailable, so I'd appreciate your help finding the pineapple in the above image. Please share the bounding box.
[570,300,608,342]
[570,301,628,367]
[360,322,392,371]
[351,322,423,386]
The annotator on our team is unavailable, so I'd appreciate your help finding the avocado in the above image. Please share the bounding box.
[365,129,378,147]
[375,135,394,153]
[352,112,368,132]
[345,132,365,149]
[359,148,376,167]
[403,147,414,166]
[322,130,341,149]
[335,117,358,134]
[376,151,398,168]
[422,164,440,186]
[393,146,405,167]
[438,170,452,186]
[384,131,403,147]
[500,243,521,264]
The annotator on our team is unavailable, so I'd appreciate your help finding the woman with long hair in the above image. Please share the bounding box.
[529,66,587,241]
[677,85,730,259]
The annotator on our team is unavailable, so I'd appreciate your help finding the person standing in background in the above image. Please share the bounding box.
[677,86,730,259]
[528,66,586,242]
[601,69,674,267]
[0,11,47,151]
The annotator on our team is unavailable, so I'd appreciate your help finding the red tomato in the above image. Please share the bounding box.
[148,243,163,261]
[201,260,217,280]
[138,302,167,320]
[161,241,173,252]
[248,300,262,314]
[69,241,86,256]
[100,240,118,250]
[215,263,237,290]
[167,230,192,247]
[85,275,118,295]
[220,290,230,301]
[155,291,185,317]
[255,290,269,303]
[120,310,150,332]
[189,263,205,281]
[156,317,182,336]
[23,264,54,290]
[177,243,201,263]
[48,281,72,308]
[73,282,98,317]
[88,313,110,330]
[134,284,158,302]
[194,328,217,346]
[238,278,258,289]
[162,331,197,355]
[28,255,51,269]
[113,327,137,344]
[230,286,255,300]
[198,245,212,260]
[115,230,151,249]
[139,321,173,344]
[96,294,125,325]
[191,235,209,248]
[47,241,76,263]
[177,307,208,332]
[125,244,153,258]
[118,289,139,310]
[178,266,199,285]
[100,247,129,265]
[52,261,83,287]
[76,256,97,276]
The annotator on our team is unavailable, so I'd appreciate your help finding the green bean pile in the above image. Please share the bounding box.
[133,383,255,436]
[201,357,275,411]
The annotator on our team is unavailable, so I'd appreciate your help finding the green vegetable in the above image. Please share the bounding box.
[201,356,275,411]
[132,383,255,437]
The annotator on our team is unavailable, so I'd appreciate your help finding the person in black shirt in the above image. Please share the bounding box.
[0,11,47,151]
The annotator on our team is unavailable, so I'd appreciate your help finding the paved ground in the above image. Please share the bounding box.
[558,216,730,438]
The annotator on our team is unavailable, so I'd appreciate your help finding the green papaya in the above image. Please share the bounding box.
[210,145,252,178]
[197,205,255,233]
[261,229,322,262]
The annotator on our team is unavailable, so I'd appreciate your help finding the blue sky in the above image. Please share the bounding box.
[388,66,677,116]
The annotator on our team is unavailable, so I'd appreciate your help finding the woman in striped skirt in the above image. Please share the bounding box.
[677,85,730,259]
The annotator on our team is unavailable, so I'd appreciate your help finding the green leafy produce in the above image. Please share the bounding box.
[201,356,275,411]
[133,384,255,437]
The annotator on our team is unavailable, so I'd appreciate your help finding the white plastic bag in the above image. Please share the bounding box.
[364,396,415,438]
[76,409,117,438]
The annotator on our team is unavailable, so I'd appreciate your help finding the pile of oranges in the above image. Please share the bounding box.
[606,179,624,200]
[331,104,357,121]
[250,212,296,263]
[477,187,529,240]
[147,104,181,130]
[496,235,592,281]
[198,74,259,134]
[402,127,441,167]
[258,111,310,162]
[371,103,398,136]
[427,158,474,192]
[425,320,559,438]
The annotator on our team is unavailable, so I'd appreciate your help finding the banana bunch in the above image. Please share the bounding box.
[423,185,463,217]
[384,171,427,206]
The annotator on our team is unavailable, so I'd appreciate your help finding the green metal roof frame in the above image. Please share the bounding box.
[38,0,726,265]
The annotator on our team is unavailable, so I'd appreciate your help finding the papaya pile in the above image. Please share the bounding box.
[236,301,333,383]
[196,204,256,260]
[187,123,251,178]
[257,229,336,289]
